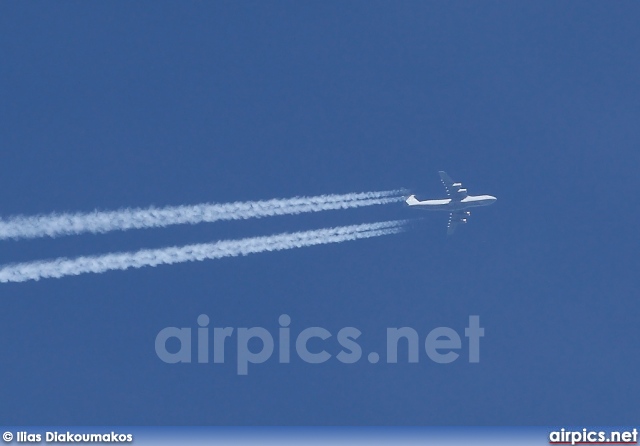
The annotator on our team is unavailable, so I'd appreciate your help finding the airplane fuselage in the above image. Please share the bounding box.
[407,194,497,211]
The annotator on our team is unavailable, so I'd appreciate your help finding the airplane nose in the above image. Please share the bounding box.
[491,196,497,203]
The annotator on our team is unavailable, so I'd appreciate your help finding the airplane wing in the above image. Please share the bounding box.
[447,210,471,235]
[439,171,467,200]
[446,216,458,235]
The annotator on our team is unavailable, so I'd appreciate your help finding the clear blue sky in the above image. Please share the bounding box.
[1,1,638,425]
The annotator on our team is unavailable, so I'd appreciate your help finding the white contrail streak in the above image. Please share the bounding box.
[0,190,403,241]
[0,220,407,283]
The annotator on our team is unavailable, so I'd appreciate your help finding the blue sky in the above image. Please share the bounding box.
[1,1,638,425]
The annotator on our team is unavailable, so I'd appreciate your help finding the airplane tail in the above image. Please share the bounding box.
[405,195,420,206]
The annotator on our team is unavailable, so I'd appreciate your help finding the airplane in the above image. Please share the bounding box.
[405,171,497,235]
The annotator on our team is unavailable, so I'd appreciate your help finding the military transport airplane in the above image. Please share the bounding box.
[406,171,497,235]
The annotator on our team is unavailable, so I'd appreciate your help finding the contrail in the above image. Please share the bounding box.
[0,220,407,283]
[0,190,404,241]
